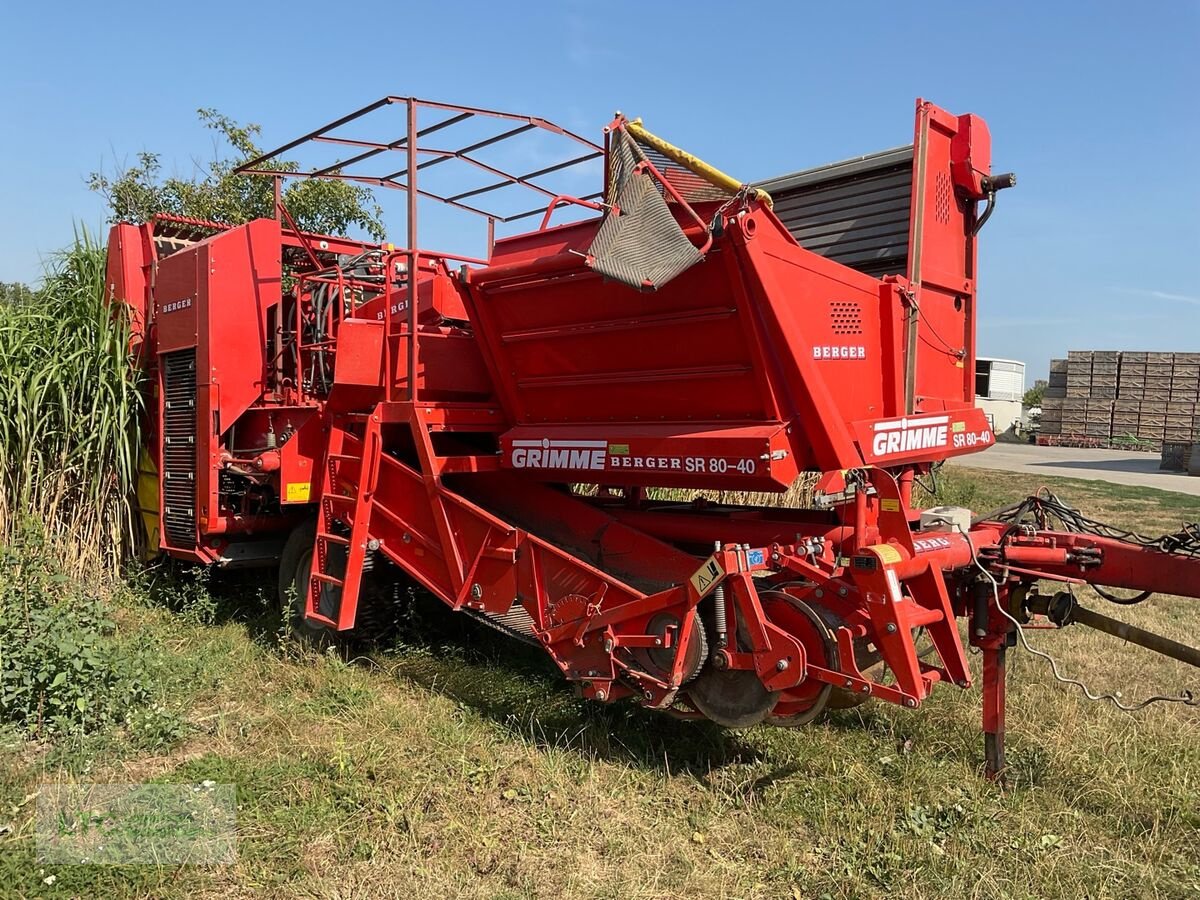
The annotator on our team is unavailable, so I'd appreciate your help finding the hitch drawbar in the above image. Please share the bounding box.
[1027,591,1200,672]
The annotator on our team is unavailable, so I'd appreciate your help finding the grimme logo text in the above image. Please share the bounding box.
[511,439,606,470]
[871,416,950,456]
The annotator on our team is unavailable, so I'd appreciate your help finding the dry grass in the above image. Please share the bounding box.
[1,467,1197,898]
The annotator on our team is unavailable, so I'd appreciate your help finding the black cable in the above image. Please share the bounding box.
[912,461,942,502]
[1092,584,1152,606]
[985,490,1200,607]
[1015,491,1199,559]
[909,297,965,359]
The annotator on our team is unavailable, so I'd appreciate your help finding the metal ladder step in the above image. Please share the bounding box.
[306,408,384,633]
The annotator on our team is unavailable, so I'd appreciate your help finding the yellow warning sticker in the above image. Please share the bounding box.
[867,543,903,565]
[952,421,966,433]
[689,554,725,597]
[285,482,312,503]
[609,443,630,455]
[880,498,900,512]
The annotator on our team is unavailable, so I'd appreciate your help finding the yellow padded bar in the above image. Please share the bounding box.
[626,118,773,209]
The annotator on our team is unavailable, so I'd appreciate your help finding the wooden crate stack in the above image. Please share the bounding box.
[1039,351,1199,449]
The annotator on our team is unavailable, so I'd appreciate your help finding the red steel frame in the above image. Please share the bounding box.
[106,97,1200,781]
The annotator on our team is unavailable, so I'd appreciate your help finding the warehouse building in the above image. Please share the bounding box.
[974,357,1025,434]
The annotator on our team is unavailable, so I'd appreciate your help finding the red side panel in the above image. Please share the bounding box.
[154,246,201,354]
[201,218,282,431]
[104,223,152,355]
[469,224,780,427]
[906,100,990,414]
[726,210,886,470]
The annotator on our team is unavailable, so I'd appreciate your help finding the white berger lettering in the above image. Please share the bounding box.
[813,345,866,360]
[913,536,953,553]
[870,415,950,458]
[375,300,409,321]
[511,439,606,471]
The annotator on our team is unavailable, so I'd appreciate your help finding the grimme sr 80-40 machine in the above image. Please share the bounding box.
[106,97,1199,776]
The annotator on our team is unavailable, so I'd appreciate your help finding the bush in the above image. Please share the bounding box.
[0,530,156,738]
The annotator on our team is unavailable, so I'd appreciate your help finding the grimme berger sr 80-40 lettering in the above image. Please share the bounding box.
[108,96,1198,780]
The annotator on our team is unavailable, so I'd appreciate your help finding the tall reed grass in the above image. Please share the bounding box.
[0,227,142,578]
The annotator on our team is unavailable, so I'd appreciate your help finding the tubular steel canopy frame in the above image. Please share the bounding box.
[234,97,607,238]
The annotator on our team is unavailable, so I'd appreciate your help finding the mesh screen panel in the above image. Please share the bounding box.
[637,144,733,204]
[588,130,705,291]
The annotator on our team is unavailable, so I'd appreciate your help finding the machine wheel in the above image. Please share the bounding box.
[279,518,405,646]
[760,591,869,726]
[634,612,708,686]
[278,518,340,644]
[760,592,834,726]
[686,668,781,729]
[685,603,780,728]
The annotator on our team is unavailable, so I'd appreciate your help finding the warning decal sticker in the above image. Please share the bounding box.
[689,555,725,597]
[285,482,312,503]
[867,543,903,565]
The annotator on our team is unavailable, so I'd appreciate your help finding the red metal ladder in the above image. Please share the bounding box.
[306,407,383,631]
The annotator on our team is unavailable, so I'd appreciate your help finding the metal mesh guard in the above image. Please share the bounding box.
[587,130,703,291]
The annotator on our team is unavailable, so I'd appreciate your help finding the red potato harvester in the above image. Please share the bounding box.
[106,97,1199,778]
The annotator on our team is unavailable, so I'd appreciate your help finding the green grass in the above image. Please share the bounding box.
[0,468,1197,898]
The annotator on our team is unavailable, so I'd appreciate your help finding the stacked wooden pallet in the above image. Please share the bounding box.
[1039,351,1199,449]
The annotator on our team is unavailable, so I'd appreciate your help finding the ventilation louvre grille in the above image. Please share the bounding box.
[162,349,197,548]
[934,172,952,224]
[757,146,914,279]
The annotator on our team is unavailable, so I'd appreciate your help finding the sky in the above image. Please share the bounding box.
[1,1,1196,380]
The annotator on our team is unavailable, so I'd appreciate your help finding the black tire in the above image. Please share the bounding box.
[278,517,404,647]
[278,518,339,644]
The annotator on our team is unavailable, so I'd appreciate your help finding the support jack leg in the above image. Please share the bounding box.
[982,643,1007,781]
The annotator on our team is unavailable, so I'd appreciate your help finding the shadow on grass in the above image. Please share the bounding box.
[135,562,774,777]
[133,563,1036,787]
[130,558,283,644]
[374,590,771,777]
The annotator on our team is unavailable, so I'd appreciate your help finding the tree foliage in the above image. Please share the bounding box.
[89,109,385,239]
[0,282,34,306]
[1023,383,1046,408]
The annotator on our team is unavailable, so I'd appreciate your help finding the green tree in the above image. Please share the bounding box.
[88,109,385,239]
[1023,381,1046,408]
[0,282,34,305]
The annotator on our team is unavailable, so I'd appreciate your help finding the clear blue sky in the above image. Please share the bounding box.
[1,1,1196,379]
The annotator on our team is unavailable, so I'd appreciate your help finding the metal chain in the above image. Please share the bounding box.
[462,607,540,647]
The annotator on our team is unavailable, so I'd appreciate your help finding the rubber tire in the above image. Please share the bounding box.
[687,668,781,729]
[278,518,338,644]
